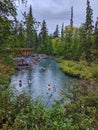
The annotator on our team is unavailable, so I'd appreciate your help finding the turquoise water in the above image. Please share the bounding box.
[11,58,75,106]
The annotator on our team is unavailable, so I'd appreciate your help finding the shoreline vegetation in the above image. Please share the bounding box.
[57,57,98,82]
[0,55,15,86]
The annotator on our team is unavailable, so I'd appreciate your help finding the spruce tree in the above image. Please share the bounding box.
[61,23,64,40]
[25,5,37,48]
[38,20,53,54]
[84,0,94,63]
[94,17,98,49]
[85,0,93,36]
[53,25,59,38]
[17,22,25,47]
[40,20,48,37]
[70,6,73,28]
[92,17,98,60]
[39,20,48,44]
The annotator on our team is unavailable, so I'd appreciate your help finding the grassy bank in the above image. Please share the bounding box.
[57,57,98,81]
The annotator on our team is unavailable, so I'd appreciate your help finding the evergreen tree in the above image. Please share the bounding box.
[83,0,94,63]
[70,6,73,28]
[92,17,98,60]
[0,0,16,18]
[53,25,59,38]
[39,19,48,44]
[61,23,64,40]
[94,17,98,49]
[38,20,53,54]
[25,5,37,48]
[40,20,48,36]
[17,22,25,47]
[85,0,93,36]
[0,0,17,49]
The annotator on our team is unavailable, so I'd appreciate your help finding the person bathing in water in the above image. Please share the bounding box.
[28,79,32,86]
[19,80,22,87]
[47,84,51,90]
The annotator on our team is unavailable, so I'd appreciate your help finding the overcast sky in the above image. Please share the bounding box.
[17,0,98,34]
